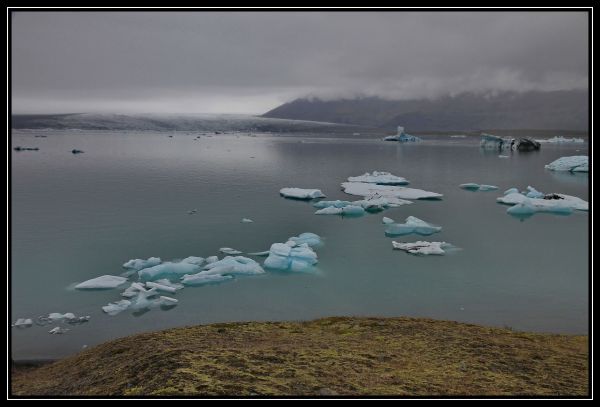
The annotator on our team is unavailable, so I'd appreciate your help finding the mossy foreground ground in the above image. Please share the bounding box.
[11,317,588,396]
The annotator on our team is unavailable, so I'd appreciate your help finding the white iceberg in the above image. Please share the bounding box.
[535,136,585,144]
[382,217,395,224]
[247,250,270,256]
[138,261,201,281]
[315,205,365,216]
[201,256,265,276]
[75,275,128,290]
[154,279,184,290]
[48,326,70,334]
[146,281,179,294]
[280,188,326,199]
[384,216,442,237]
[158,296,179,306]
[122,257,161,271]
[241,218,254,223]
[498,190,588,211]
[13,318,33,328]
[287,232,322,247]
[545,156,588,172]
[347,171,409,185]
[181,273,233,286]
[392,241,454,255]
[264,242,318,272]
[219,247,243,255]
[180,256,205,266]
[342,182,442,200]
[48,312,76,322]
[459,183,499,192]
[102,299,132,316]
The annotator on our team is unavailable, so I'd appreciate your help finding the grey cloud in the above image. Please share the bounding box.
[11,11,588,114]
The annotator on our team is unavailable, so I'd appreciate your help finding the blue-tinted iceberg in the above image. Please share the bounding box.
[459,183,498,192]
[122,257,161,271]
[201,256,265,276]
[392,241,454,255]
[544,156,588,172]
[264,242,318,272]
[287,232,323,247]
[75,275,128,290]
[347,171,409,185]
[384,216,442,237]
[280,188,326,199]
[342,182,442,201]
[138,261,201,281]
[384,127,422,142]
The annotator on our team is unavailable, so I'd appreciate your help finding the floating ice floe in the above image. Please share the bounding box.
[75,275,128,290]
[138,261,201,281]
[347,171,409,185]
[122,257,162,271]
[459,183,499,192]
[287,232,322,247]
[49,326,70,334]
[382,217,395,224]
[241,218,254,223]
[544,156,588,172]
[201,256,265,276]
[12,318,33,328]
[280,188,326,200]
[219,247,243,255]
[315,205,365,216]
[102,300,132,316]
[392,241,455,255]
[384,216,442,237]
[535,136,585,144]
[498,188,587,218]
[384,127,422,142]
[341,182,442,201]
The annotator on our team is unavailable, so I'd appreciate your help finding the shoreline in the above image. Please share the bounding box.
[11,316,588,397]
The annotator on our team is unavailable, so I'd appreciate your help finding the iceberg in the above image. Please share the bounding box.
[383,127,422,142]
[122,257,161,271]
[264,242,318,272]
[382,217,395,224]
[524,186,544,199]
[347,171,409,185]
[287,232,322,247]
[180,256,205,266]
[145,281,179,294]
[138,261,201,281]
[48,312,76,322]
[498,190,588,211]
[153,279,184,290]
[315,205,365,216]
[241,218,254,223]
[158,296,178,306]
[506,201,573,218]
[480,133,515,150]
[201,256,265,276]
[535,136,585,144]
[384,216,442,237]
[75,275,128,290]
[219,247,243,255]
[544,156,588,172]
[459,183,499,192]
[181,272,233,286]
[206,256,219,264]
[102,299,132,316]
[12,318,33,328]
[341,182,442,200]
[392,241,454,255]
[48,326,70,334]
[247,250,270,256]
[280,188,326,200]
[121,282,147,298]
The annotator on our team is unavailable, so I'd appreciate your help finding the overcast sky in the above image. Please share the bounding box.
[11,11,588,114]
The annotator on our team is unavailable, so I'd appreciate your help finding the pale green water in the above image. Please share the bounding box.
[11,125,589,359]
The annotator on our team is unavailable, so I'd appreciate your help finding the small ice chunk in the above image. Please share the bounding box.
[48,312,76,322]
[122,257,161,271]
[219,247,243,255]
[545,156,588,172]
[146,281,178,294]
[153,279,184,290]
[525,186,544,199]
[341,182,442,200]
[382,217,395,224]
[13,318,33,328]
[247,250,270,256]
[158,296,178,305]
[48,326,70,334]
[384,216,442,237]
[392,241,452,255]
[102,300,132,316]
[280,188,326,200]
[138,262,201,281]
[75,275,128,290]
[347,171,409,185]
[181,273,233,286]
[121,282,147,298]
[241,218,254,223]
[504,187,519,195]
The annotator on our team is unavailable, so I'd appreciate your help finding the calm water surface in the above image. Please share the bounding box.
[11,129,589,359]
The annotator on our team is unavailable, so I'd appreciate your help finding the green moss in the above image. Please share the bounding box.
[11,316,588,397]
